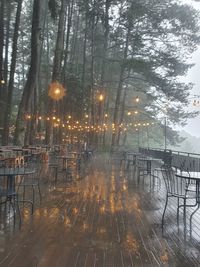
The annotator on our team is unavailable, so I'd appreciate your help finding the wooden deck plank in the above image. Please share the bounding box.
[0,154,200,266]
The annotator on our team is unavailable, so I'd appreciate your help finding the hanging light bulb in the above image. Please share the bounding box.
[0,79,5,85]
[99,94,104,101]
[0,70,5,85]
[48,81,65,100]
[135,96,140,103]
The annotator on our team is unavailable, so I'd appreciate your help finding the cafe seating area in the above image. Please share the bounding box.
[0,146,200,266]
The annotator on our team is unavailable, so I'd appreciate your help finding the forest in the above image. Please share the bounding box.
[0,0,200,151]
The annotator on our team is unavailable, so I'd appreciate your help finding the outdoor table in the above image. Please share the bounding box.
[0,167,36,221]
[49,163,59,185]
[176,171,200,199]
[0,148,13,153]
[136,157,162,184]
[125,152,137,170]
[28,147,42,154]
[0,149,14,159]
[56,155,76,170]
[176,171,200,234]
[0,156,25,167]
[0,167,35,192]
[12,147,23,156]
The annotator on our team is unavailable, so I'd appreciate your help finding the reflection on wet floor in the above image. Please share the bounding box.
[0,154,200,266]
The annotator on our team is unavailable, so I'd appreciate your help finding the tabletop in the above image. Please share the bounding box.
[0,167,35,176]
[176,171,200,181]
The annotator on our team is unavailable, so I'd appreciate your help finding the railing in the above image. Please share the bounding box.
[139,147,200,172]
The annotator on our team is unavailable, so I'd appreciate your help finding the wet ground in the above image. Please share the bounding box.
[0,153,200,266]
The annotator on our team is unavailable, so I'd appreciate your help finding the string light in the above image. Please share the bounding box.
[48,81,65,101]
[23,110,156,136]
[26,115,31,120]
[0,70,5,85]
[99,94,104,101]
[135,96,140,103]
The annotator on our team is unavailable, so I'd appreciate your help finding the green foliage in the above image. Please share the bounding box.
[2,0,200,146]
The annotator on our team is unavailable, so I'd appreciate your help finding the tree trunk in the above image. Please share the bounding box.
[2,0,23,145]
[45,0,67,144]
[101,0,110,148]
[116,85,127,146]
[14,0,44,145]
[62,0,74,83]
[111,26,130,151]
[101,0,110,85]
[81,5,89,113]
[3,0,12,98]
[90,10,95,128]
[68,6,80,74]
[0,0,5,128]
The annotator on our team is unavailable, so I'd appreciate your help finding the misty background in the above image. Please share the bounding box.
[173,0,200,153]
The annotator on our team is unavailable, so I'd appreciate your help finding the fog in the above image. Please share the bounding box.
[178,0,200,137]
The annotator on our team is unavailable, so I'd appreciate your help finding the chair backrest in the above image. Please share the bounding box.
[137,157,151,174]
[161,165,189,197]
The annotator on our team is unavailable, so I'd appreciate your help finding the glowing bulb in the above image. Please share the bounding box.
[99,94,104,101]
[135,96,140,102]
[55,88,61,95]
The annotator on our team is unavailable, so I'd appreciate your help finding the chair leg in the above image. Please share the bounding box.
[177,198,180,225]
[32,186,35,211]
[183,198,186,230]
[15,195,21,227]
[23,185,26,205]
[54,167,58,185]
[162,195,169,232]
[37,183,42,204]
[8,195,21,227]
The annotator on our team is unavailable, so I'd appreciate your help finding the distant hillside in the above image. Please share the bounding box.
[171,130,200,154]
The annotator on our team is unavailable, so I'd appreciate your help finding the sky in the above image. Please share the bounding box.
[181,50,200,137]
[178,0,200,137]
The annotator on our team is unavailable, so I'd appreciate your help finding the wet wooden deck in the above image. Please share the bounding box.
[0,154,200,266]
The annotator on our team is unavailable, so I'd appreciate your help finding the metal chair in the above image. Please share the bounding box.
[17,162,41,214]
[0,165,21,226]
[137,157,151,184]
[161,165,196,231]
